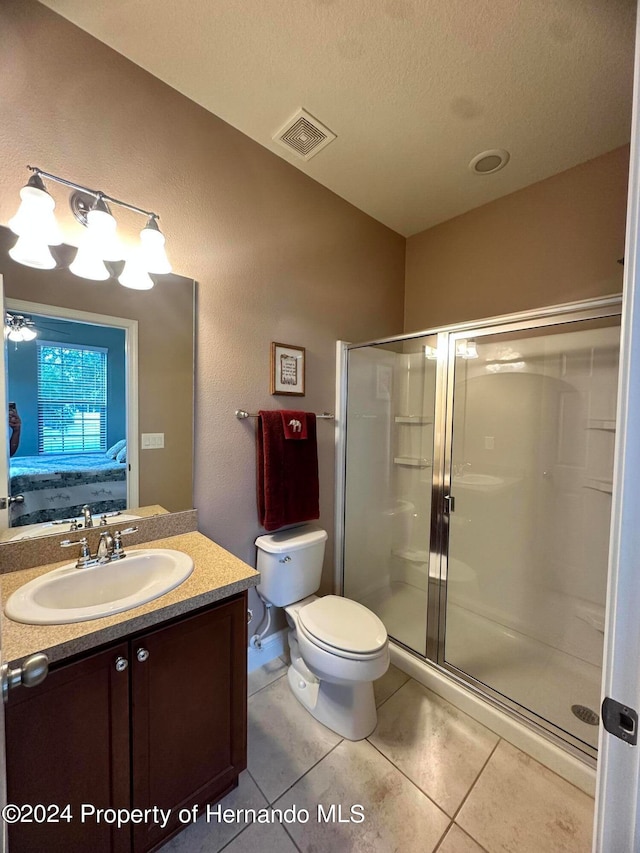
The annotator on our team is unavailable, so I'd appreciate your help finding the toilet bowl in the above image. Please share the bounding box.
[255,527,389,740]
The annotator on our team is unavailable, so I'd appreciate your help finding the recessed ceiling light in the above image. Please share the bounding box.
[469,149,510,175]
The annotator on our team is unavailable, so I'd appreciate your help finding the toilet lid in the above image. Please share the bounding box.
[298,596,387,654]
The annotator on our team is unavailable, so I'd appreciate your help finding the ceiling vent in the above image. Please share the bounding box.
[273,109,336,161]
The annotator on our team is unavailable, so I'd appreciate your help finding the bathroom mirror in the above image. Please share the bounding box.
[0,225,195,539]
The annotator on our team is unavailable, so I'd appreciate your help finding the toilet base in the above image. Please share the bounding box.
[287,664,378,740]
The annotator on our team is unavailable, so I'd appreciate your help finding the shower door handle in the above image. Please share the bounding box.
[444,495,455,513]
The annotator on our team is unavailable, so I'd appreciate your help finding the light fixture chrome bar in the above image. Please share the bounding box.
[235,409,334,420]
[27,166,159,220]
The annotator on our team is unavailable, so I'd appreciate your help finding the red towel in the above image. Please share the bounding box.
[280,410,308,439]
[257,411,319,531]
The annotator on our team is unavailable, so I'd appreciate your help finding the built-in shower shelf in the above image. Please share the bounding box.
[583,477,613,494]
[392,547,429,563]
[393,456,432,468]
[586,418,616,431]
[394,415,433,424]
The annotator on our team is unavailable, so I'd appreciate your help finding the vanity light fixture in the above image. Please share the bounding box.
[118,249,155,290]
[4,312,37,343]
[7,167,172,286]
[8,173,62,270]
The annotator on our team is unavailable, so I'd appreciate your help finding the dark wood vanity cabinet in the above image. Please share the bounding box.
[5,641,131,853]
[5,592,248,853]
[131,595,248,851]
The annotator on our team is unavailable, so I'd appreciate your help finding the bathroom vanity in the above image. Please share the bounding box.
[0,525,258,852]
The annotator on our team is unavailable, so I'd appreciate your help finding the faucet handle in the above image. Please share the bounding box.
[112,526,138,559]
[116,526,138,537]
[60,537,91,568]
[60,536,89,549]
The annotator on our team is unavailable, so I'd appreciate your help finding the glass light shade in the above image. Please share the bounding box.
[8,184,62,245]
[20,325,37,341]
[69,242,110,281]
[140,220,171,274]
[7,327,25,343]
[8,235,56,270]
[84,208,122,262]
[118,251,154,290]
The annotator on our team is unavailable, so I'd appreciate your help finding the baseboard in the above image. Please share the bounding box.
[247,628,288,672]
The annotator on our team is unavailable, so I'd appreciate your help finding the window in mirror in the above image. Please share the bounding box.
[37,341,109,453]
[6,306,134,529]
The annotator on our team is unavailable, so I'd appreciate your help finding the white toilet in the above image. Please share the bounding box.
[255,525,389,740]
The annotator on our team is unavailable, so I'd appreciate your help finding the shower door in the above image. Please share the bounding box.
[440,312,621,754]
[343,334,439,656]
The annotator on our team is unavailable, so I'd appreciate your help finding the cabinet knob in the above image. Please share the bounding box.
[1,653,49,703]
[136,648,150,663]
[115,656,128,673]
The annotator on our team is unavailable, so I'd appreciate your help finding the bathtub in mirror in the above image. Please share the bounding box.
[0,224,195,539]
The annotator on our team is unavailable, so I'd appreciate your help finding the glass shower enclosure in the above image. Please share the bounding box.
[341,297,621,758]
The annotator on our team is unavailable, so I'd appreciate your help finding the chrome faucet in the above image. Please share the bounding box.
[60,526,138,569]
[81,504,93,529]
[97,530,114,561]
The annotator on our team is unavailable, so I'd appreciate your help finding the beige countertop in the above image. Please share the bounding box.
[0,531,259,667]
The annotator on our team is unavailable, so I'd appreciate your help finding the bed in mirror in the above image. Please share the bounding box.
[0,224,195,541]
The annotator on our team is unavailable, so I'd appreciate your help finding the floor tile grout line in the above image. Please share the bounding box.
[215,764,319,853]
[450,737,502,825]
[433,819,492,853]
[216,822,251,853]
[266,737,345,806]
[281,821,305,853]
[246,767,270,806]
[212,773,270,853]
[365,736,458,820]
[247,668,288,699]
[375,674,411,711]
[430,818,454,853]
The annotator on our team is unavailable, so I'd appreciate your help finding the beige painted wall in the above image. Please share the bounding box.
[405,147,629,331]
[0,0,405,610]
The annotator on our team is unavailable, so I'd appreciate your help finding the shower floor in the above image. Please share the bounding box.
[361,581,601,751]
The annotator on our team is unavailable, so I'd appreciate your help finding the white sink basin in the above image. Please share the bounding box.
[8,514,142,541]
[5,549,194,625]
[456,473,504,486]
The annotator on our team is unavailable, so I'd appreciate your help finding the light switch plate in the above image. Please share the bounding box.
[141,433,165,449]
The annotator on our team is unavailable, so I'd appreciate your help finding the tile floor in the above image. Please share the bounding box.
[162,659,595,853]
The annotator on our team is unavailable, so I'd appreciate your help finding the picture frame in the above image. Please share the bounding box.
[270,342,305,396]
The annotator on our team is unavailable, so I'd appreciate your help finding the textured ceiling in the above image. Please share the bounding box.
[40,0,636,236]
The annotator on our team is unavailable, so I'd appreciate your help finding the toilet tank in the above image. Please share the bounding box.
[255,526,328,607]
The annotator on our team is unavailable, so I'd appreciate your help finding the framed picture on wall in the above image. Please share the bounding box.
[271,342,305,396]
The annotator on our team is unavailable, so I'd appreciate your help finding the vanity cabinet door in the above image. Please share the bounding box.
[130,593,247,852]
[5,642,131,853]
